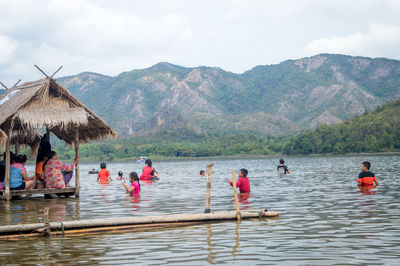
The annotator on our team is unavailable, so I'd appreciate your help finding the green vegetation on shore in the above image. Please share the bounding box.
[54,133,291,161]
[288,98,400,154]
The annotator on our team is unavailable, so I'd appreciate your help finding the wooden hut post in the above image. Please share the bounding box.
[74,127,80,198]
[231,170,241,221]
[14,139,19,155]
[4,132,11,201]
[205,164,214,213]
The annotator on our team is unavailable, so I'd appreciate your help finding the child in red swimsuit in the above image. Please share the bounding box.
[97,162,113,184]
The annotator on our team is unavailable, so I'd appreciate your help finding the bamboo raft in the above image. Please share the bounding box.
[0,209,279,240]
[0,187,77,199]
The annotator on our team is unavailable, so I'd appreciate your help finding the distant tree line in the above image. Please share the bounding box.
[53,99,400,161]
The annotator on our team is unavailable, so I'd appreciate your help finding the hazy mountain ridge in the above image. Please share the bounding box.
[54,54,400,137]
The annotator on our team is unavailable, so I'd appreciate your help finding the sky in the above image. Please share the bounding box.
[1,0,400,84]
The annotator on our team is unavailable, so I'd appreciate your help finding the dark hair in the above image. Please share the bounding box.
[43,151,56,170]
[362,161,371,170]
[3,152,15,163]
[240,168,248,177]
[145,159,152,167]
[129,172,140,192]
[118,171,123,177]
[200,170,205,175]
[100,162,106,169]
[15,154,27,164]
[279,159,284,164]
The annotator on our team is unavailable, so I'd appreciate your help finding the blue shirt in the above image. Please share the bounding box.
[10,166,23,188]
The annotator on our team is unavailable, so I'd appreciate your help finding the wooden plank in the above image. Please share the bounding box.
[0,188,76,196]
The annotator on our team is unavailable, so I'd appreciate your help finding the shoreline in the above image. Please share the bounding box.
[47,151,400,164]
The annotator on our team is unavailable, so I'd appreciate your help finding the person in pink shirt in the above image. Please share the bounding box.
[122,172,140,196]
[226,168,251,193]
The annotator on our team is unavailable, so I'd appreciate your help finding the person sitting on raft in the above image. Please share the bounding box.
[44,151,79,189]
[140,159,157,181]
[226,168,251,193]
[97,162,113,184]
[122,172,140,196]
[35,155,47,189]
[10,154,35,190]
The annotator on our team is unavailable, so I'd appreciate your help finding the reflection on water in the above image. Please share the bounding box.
[1,154,400,264]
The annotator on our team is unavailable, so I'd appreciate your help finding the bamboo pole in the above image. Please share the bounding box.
[205,163,214,213]
[4,134,10,201]
[74,127,80,198]
[0,209,279,235]
[231,170,241,221]
[43,207,50,236]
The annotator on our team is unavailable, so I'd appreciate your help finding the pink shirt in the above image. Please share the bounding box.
[131,181,140,196]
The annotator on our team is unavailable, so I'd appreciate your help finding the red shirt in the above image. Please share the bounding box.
[230,177,250,193]
[357,171,377,189]
[98,169,110,184]
[140,166,154,180]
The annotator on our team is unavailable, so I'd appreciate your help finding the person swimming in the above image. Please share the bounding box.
[116,171,124,180]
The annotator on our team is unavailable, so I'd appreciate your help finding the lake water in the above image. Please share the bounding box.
[1,155,400,265]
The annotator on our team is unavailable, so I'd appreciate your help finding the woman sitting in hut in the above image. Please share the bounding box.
[43,151,79,189]
[10,154,35,190]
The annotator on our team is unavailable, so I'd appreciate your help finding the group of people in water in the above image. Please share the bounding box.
[94,159,159,196]
[1,145,379,196]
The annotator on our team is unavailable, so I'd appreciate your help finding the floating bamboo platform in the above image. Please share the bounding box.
[0,209,279,240]
[0,187,77,200]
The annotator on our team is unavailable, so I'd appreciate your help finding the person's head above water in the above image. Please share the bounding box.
[145,159,152,167]
[118,171,123,177]
[279,159,284,164]
[200,170,205,176]
[239,168,248,177]
[362,161,371,171]
[100,162,106,169]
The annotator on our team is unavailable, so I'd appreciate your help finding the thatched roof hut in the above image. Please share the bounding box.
[0,78,117,145]
[0,77,117,200]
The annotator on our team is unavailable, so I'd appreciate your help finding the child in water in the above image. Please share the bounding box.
[226,168,251,193]
[97,162,113,184]
[123,172,140,196]
[116,171,124,180]
[140,159,157,180]
[277,159,290,174]
[357,161,379,189]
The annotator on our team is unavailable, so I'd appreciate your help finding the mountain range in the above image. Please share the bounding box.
[8,54,400,137]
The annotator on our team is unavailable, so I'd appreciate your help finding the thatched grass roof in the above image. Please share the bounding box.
[0,78,117,145]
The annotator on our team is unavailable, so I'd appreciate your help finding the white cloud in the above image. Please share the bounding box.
[304,23,400,57]
[0,0,400,84]
[0,35,16,64]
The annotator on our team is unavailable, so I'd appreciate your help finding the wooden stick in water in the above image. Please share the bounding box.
[205,164,214,213]
[231,170,241,220]
[44,207,50,236]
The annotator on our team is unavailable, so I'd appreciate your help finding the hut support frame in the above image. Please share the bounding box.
[74,127,80,198]
[4,129,11,201]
